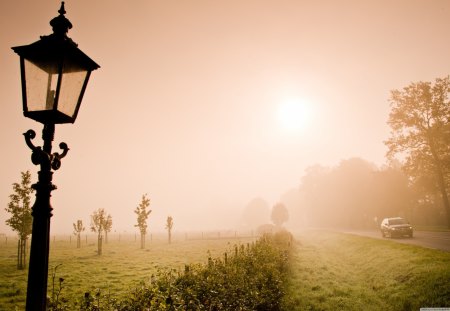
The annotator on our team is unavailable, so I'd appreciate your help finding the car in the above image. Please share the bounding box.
[380,217,413,238]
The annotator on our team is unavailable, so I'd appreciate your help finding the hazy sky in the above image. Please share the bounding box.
[1,0,449,234]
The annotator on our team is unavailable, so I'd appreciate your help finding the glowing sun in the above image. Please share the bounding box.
[277,98,313,132]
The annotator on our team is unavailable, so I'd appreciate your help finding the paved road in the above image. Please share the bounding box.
[343,229,450,252]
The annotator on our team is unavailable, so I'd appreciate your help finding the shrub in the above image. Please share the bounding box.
[49,231,293,310]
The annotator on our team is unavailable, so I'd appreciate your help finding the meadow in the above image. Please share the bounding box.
[1,230,449,310]
[283,230,450,311]
[0,233,258,309]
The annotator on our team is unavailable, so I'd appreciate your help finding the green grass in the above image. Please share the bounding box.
[2,231,449,310]
[283,230,450,311]
[0,234,256,309]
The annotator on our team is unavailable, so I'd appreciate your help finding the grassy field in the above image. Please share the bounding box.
[0,234,257,309]
[283,230,450,311]
[1,231,449,310]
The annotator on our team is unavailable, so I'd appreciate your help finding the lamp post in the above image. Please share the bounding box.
[12,2,99,310]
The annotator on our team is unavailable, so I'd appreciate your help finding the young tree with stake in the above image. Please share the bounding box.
[73,220,85,248]
[166,216,174,244]
[135,194,151,249]
[5,171,33,269]
[90,208,111,255]
[104,215,112,244]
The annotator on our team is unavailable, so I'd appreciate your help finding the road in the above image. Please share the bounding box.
[342,229,450,252]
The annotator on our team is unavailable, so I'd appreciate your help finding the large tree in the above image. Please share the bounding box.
[5,171,33,269]
[90,209,111,255]
[134,194,151,249]
[385,76,450,227]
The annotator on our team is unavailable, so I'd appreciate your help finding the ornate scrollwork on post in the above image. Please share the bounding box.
[23,129,69,171]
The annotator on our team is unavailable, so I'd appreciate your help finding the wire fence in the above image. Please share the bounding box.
[1,230,257,248]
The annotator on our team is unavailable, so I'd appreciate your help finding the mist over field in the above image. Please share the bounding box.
[0,1,449,236]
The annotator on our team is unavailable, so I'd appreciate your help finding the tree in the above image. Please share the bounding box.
[166,216,174,244]
[90,208,111,255]
[73,220,85,248]
[5,171,33,269]
[385,76,450,227]
[134,194,151,249]
[104,214,112,244]
[271,203,289,227]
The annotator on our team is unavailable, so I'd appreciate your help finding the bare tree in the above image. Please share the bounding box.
[134,194,151,249]
[73,220,85,248]
[166,216,174,244]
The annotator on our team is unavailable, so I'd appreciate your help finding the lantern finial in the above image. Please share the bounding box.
[50,1,72,37]
[58,2,66,15]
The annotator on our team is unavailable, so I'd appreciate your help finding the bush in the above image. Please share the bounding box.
[49,231,293,311]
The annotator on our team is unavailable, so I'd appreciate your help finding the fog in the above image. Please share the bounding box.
[1,1,449,235]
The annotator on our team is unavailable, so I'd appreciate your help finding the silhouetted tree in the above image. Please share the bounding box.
[134,194,151,249]
[73,220,85,248]
[385,76,450,227]
[5,171,33,269]
[90,208,111,255]
[271,203,289,227]
[166,216,174,244]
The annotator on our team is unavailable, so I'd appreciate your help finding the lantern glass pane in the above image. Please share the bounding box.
[24,59,59,111]
[58,68,88,118]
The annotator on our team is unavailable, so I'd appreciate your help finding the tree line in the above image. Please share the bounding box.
[285,76,450,229]
[243,76,449,230]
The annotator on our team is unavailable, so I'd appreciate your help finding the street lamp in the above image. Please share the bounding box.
[11,2,99,310]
